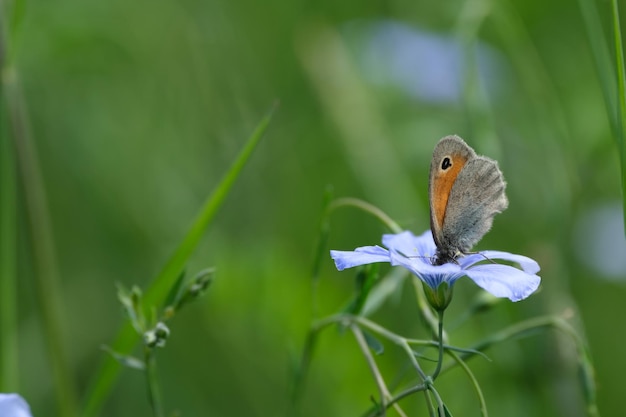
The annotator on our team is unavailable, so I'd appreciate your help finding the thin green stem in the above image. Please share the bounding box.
[83,105,277,417]
[577,0,618,135]
[289,328,317,415]
[427,385,445,417]
[399,339,428,383]
[328,198,402,233]
[310,187,334,320]
[304,314,433,417]
[290,314,346,415]
[438,314,598,416]
[321,315,432,380]
[144,349,164,417]
[431,310,445,380]
[447,351,488,416]
[365,381,427,417]
[424,390,436,417]
[350,325,388,417]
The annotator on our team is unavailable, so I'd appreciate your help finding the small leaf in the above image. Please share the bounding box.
[101,346,145,371]
[168,268,215,314]
[116,283,144,334]
[362,329,384,355]
[438,402,453,417]
[411,350,437,362]
[163,269,187,311]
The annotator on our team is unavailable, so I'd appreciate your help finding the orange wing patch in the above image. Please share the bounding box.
[431,154,468,231]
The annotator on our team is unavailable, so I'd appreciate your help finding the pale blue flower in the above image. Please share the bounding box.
[0,393,33,417]
[330,230,540,302]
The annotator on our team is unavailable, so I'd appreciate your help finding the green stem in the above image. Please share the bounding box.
[310,187,334,320]
[328,198,402,233]
[365,381,430,417]
[145,349,164,417]
[447,351,488,416]
[431,310,445,380]
[440,315,598,416]
[83,105,276,417]
[350,325,389,417]
[428,385,445,417]
[289,328,318,416]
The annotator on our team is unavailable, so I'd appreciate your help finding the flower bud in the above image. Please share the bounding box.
[423,281,453,311]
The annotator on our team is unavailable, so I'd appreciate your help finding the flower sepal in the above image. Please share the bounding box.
[423,280,453,311]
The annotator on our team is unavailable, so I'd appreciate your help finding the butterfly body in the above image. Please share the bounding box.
[428,135,508,265]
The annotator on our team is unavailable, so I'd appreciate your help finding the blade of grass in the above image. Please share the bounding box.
[0,3,19,392]
[82,103,277,417]
[578,0,619,135]
[610,0,626,228]
[579,0,626,232]
[0,64,18,392]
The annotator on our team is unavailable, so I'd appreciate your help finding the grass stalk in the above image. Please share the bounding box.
[82,103,277,417]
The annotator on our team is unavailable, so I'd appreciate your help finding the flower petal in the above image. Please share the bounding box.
[478,251,541,274]
[383,230,436,258]
[0,394,32,417]
[389,250,463,288]
[330,246,390,270]
[464,264,541,301]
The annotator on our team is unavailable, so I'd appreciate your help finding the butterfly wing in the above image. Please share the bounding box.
[439,155,508,257]
[429,136,475,250]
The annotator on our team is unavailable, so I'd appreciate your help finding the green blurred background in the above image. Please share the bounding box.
[3,0,626,415]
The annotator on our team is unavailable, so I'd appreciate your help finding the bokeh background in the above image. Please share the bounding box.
[3,0,626,415]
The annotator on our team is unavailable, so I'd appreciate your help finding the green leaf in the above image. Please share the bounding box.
[162,269,187,311]
[101,346,145,371]
[174,268,215,312]
[411,350,437,363]
[82,104,277,417]
[442,403,453,417]
[116,284,145,334]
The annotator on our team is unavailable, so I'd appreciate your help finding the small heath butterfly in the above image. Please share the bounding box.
[429,135,508,265]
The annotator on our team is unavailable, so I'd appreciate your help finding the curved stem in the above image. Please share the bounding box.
[365,383,428,417]
[351,315,429,380]
[328,197,402,233]
[447,351,488,416]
